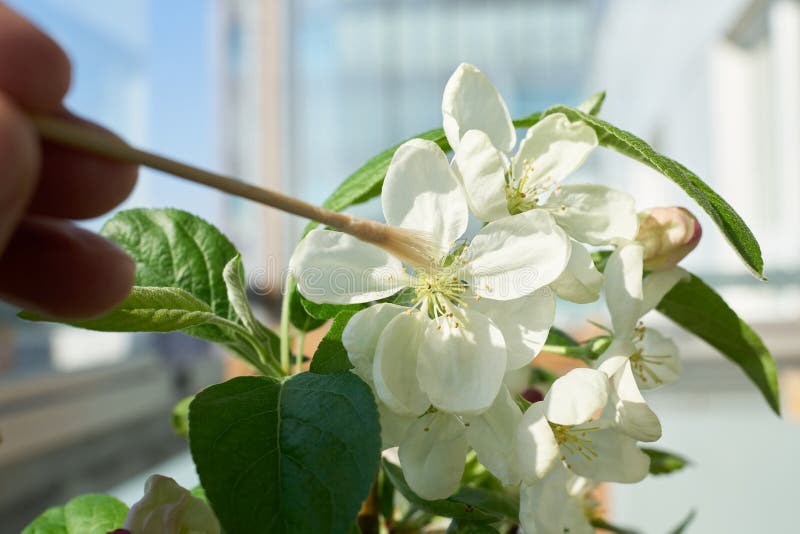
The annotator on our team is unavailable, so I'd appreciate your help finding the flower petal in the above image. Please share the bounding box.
[463,386,523,486]
[382,139,469,253]
[635,328,681,390]
[563,424,650,483]
[515,401,560,484]
[512,113,598,188]
[418,308,507,415]
[398,412,468,500]
[342,303,408,383]
[373,310,431,417]
[464,210,570,300]
[378,402,415,450]
[471,288,555,369]
[290,228,408,304]
[596,338,636,378]
[451,129,511,222]
[607,360,662,442]
[442,63,515,153]
[641,267,690,315]
[542,184,638,245]
[604,242,644,338]
[549,240,604,304]
[519,464,594,534]
[544,368,609,426]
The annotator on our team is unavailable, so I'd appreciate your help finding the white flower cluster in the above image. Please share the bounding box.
[291,64,700,533]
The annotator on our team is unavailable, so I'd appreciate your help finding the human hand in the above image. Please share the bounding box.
[0,3,138,320]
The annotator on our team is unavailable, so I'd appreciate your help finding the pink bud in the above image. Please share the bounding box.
[635,207,701,271]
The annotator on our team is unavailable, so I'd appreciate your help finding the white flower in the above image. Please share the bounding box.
[342,300,527,498]
[444,63,637,242]
[597,242,689,441]
[515,368,650,484]
[519,462,595,534]
[124,475,220,534]
[443,63,634,302]
[292,139,570,418]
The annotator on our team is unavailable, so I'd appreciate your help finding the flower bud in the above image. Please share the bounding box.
[124,475,220,534]
[635,207,701,271]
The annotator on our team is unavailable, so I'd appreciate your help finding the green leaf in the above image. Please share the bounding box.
[657,273,780,414]
[641,447,690,475]
[301,296,365,321]
[20,286,217,332]
[545,327,580,347]
[191,485,209,503]
[542,105,764,278]
[223,255,260,336]
[669,509,697,534]
[23,495,129,534]
[189,372,381,534]
[21,506,66,534]
[101,208,239,341]
[223,255,281,358]
[172,395,193,438]
[590,250,612,273]
[446,520,500,533]
[381,461,502,523]
[577,90,606,116]
[81,208,281,374]
[63,494,128,534]
[288,280,326,332]
[309,310,358,374]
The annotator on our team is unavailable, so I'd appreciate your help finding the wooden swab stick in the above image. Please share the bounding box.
[31,115,435,267]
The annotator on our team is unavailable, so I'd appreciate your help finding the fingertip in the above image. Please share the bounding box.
[0,93,40,250]
[0,217,136,320]
[31,137,139,219]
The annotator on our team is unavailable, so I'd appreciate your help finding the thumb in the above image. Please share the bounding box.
[0,92,39,254]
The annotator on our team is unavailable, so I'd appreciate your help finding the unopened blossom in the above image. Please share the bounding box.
[292,139,570,417]
[515,368,650,484]
[597,242,688,441]
[519,462,596,534]
[636,206,702,271]
[442,63,638,303]
[124,475,220,534]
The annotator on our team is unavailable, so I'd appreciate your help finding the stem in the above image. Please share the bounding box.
[357,482,380,534]
[541,343,588,359]
[280,276,293,374]
[294,330,306,374]
[210,317,284,377]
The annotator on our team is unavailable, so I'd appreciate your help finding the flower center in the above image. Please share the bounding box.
[550,422,601,467]
[505,158,561,214]
[630,348,672,385]
[410,253,468,320]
